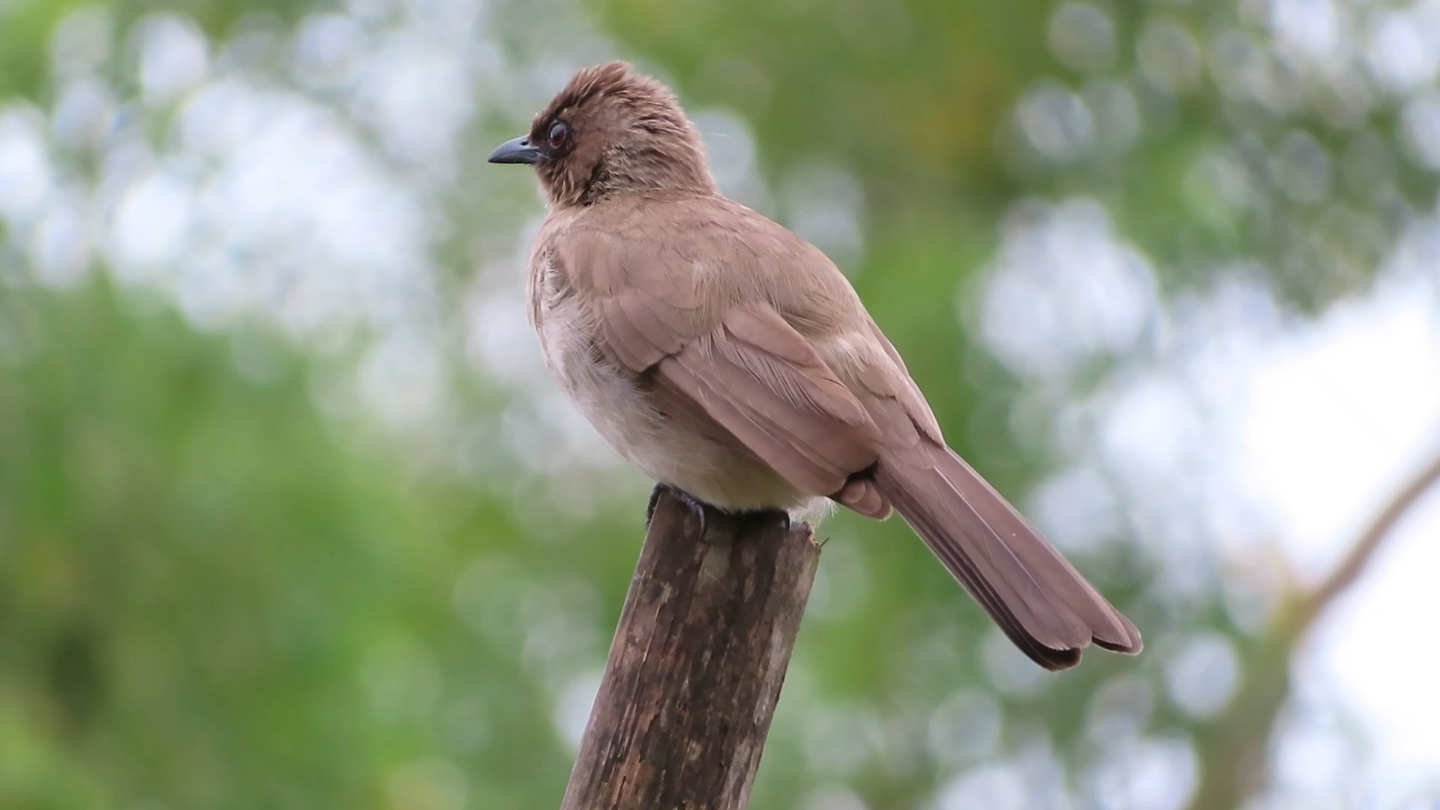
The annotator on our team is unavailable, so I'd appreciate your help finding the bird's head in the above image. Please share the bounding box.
[488,62,716,209]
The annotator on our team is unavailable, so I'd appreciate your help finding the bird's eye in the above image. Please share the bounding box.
[547,120,570,150]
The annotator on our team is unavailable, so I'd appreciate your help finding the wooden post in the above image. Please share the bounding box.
[559,489,820,810]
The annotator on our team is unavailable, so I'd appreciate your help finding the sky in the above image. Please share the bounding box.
[1228,270,1440,801]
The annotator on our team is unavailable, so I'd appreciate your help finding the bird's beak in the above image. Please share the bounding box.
[488,136,543,165]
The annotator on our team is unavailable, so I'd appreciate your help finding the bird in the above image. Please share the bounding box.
[488,61,1141,670]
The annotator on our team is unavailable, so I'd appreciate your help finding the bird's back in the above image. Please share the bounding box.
[535,191,869,344]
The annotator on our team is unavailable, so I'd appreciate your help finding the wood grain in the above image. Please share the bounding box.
[559,489,820,810]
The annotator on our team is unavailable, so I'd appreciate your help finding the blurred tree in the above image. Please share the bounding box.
[0,0,1435,807]
[0,282,588,808]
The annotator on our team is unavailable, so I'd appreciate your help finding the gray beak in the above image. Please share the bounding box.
[488,136,543,165]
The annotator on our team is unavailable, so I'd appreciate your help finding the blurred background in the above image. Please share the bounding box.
[2,0,1439,807]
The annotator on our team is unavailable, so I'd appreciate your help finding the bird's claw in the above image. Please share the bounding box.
[646,483,709,538]
[645,483,664,528]
[646,485,795,537]
[758,508,791,533]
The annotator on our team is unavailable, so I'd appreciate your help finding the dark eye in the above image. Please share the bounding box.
[547,120,570,150]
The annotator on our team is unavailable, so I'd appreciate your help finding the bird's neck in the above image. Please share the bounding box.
[547,178,718,211]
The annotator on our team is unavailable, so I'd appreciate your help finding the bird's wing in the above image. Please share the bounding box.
[654,305,882,496]
[546,197,884,496]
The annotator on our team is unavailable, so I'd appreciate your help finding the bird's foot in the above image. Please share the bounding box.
[646,483,709,537]
[645,483,664,527]
[746,507,792,533]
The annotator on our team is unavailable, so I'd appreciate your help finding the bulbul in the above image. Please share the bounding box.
[489,62,1141,670]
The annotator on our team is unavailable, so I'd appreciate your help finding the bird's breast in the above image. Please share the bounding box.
[530,286,809,513]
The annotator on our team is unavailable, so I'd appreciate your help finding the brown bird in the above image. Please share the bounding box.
[489,62,1141,670]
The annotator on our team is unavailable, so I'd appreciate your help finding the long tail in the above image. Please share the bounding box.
[867,437,1141,671]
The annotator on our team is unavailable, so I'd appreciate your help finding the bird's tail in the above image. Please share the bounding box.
[871,438,1141,671]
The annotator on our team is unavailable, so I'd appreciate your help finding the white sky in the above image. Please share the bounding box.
[1222,272,1440,794]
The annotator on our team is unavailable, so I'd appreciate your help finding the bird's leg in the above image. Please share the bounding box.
[646,482,709,538]
[645,483,664,527]
[745,507,792,533]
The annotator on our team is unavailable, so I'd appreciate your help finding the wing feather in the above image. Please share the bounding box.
[656,306,881,496]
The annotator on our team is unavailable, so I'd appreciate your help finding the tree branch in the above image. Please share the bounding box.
[1187,445,1440,810]
[559,490,820,810]
[1289,449,1440,633]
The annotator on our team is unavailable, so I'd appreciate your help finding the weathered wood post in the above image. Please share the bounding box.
[559,489,820,810]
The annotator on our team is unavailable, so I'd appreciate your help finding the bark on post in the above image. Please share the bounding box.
[559,489,820,810]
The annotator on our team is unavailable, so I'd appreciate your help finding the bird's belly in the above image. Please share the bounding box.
[536,309,810,512]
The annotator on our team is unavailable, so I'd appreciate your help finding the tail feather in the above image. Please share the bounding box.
[872,438,1141,671]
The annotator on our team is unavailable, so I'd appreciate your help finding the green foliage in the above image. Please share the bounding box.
[1,0,1433,807]
[0,0,83,101]
[0,0,306,101]
[0,283,584,808]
